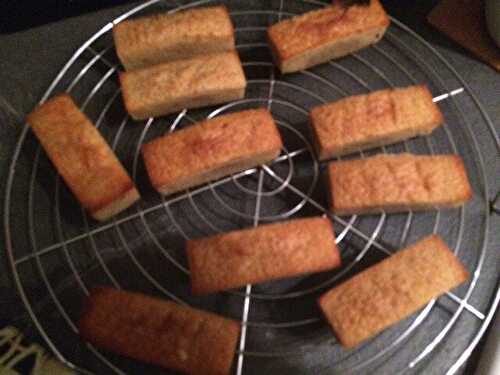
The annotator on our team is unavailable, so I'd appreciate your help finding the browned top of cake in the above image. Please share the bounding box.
[268,0,390,60]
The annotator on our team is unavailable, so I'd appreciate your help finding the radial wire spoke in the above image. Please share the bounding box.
[236,170,265,374]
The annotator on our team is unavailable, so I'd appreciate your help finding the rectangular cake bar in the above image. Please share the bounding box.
[328,153,472,215]
[187,217,341,294]
[142,108,282,195]
[318,235,469,348]
[310,85,443,159]
[113,5,235,70]
[119,51,246,120]
[267,0,390,73]
[27,94,140,221]
[79,287,240,375]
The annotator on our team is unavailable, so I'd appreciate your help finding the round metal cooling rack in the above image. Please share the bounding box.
[4,0,499,374]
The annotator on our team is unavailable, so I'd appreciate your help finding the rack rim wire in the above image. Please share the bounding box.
[4,1,499,374]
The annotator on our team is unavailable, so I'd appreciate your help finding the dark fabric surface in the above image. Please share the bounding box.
[0,0,133,33]
[0,1,498,374]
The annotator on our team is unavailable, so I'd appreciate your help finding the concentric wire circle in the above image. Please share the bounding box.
[3,1,499,374]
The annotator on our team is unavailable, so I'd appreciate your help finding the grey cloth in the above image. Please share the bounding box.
[0,1,498,374]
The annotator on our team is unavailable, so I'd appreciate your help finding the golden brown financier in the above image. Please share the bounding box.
[27,94,140,221]
[142,109,282,195]
[328,153,472,215]
[310,85,443,159]
[187,217,341,294]
[318,235,469,348]
[120,51,247,120]
[267,0,390,73]
[79,287,240,375]
[113,5,235,70]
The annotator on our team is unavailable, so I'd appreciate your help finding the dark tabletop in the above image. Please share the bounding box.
[0,1,498,374]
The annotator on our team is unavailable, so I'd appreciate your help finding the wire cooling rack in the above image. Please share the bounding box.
[4,0,499,374]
